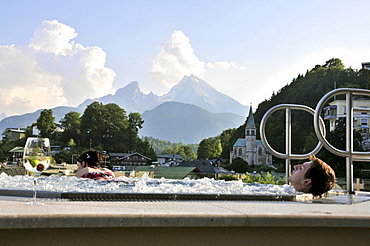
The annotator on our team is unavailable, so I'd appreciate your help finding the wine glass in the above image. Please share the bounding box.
[23,137,51,205]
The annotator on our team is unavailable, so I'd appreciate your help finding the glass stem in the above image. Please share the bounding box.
[33,176,38,202]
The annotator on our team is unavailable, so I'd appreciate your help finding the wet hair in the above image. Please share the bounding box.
[77,150,102,168]
[304,155,336,197]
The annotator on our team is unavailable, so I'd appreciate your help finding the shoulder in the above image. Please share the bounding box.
[75,168,89,177]
[99,168,115,176]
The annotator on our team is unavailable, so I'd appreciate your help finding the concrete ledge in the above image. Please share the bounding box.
[1,213,370,229]
[1,197,370,245]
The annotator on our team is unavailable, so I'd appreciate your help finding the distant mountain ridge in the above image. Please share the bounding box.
[140,101,245,143]
[0,75,248,143]
[79,75,248,115]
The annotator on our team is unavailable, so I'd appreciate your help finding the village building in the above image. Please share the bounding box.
[324,98,370,135]
[229,107,272,165]
[8,146,24,164]
[134,166,204,179]
[178,159,232,178]
[1,128,26,143]
[157,154,183,166]
[109,152,151,171]
[324,97,370,150]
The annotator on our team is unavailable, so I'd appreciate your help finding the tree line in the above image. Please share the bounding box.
[1,101,157,164]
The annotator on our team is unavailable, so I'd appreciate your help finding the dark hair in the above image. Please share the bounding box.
[77,150,102,167]
[304,155,336,197]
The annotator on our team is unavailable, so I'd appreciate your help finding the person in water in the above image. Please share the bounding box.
[289,155,336,197]
[75,149,115,180]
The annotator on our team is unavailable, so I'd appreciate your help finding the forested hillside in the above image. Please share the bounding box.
[225,58,370,177]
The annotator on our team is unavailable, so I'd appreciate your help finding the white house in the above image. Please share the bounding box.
[324,98,370,134]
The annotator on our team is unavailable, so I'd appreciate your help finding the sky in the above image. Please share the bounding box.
[1,0,370,117]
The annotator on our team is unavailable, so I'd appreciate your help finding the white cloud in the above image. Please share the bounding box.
[150,30,246,91]
[29,20,77,55]
[150,30,206,89]
[0,20,115,116]
[206,61,246,71]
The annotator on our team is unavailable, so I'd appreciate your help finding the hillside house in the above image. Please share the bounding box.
[110,152,151,171]
[324,98,370,135]
[157,154,183,166]
[8,146,24,164]
[1,128,26,143]
[362,62,370,70]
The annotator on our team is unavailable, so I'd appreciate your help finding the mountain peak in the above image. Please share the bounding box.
[159,75,248,115]
[115,81,141,96]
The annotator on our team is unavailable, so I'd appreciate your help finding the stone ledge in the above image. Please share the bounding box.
[1,211,370,229]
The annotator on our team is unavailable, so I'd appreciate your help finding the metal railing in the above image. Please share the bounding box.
[260,88,370,193]
[260,104,326,184]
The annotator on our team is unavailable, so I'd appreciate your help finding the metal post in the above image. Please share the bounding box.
[285,108,292,184]
[346,92,354,193]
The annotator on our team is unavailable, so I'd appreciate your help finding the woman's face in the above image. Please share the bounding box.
[77,161,85,170]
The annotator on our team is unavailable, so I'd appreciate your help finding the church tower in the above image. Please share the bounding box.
[245,106,256,165]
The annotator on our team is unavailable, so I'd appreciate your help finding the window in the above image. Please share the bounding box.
[238,148,242,156]
[258,147,262,156]
[361,118,368,126]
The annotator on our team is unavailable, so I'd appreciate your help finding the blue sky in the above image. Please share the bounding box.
[1,0,370,116]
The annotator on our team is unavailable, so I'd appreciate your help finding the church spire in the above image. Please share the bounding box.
[246,106,255,128]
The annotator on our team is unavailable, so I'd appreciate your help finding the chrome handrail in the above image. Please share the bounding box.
[314,88,370,192]
[260,104,326,184]
[260,88,370,193]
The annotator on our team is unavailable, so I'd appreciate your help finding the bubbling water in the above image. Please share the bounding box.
[0,172,297,195]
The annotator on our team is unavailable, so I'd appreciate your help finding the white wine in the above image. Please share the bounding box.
[23,156,51,175]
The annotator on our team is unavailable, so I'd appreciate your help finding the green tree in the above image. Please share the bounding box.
[36,109,56,138]
[67,139,76,149]
[78,101,155,155]
[161,145,197,161]
[219,128,236,159]
[180,145,197,161]
[230,157,248,173]
[126,112,144,151]
[144,136,198,155]
[100,103,129,151]
[128,112,144,134]
[197,137,222,159]
[59,111,81,145]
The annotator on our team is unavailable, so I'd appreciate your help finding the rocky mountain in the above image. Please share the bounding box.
[159,75,248,115]
[79,80,161,113]
[140,102,245,144]
[79,74,248,115]
[0,75,248,142]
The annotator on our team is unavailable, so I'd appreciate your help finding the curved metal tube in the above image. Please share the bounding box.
[314,88,370,192]
[314,88,370,158]
[260,104,326,159]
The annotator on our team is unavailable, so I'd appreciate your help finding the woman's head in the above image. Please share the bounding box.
[77,150,102,168]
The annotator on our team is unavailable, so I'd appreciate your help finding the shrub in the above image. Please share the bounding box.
[217,174,238,181]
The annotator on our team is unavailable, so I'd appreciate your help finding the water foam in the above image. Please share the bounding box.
[0,172,297,195]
